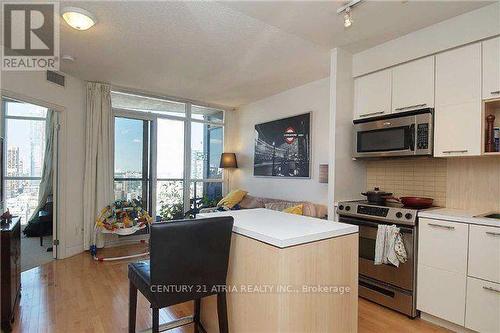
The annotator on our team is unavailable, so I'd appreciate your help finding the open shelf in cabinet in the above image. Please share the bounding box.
[482,99,500,155]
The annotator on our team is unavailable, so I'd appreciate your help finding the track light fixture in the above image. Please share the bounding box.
[344,7,353,28]
[337,0,363,28]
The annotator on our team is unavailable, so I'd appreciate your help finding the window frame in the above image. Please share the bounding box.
[113,116,151,211]
[112,92,225,219]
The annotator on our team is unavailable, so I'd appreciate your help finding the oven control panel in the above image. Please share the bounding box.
[337,201,418,226]
[357,205,389,217]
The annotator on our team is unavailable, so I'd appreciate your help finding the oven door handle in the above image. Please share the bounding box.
[339,216,414,233]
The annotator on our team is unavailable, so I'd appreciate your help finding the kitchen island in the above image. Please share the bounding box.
[197,208,359,333]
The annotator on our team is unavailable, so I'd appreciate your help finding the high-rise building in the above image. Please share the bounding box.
[30,121,45,176]
[7,147,20,176]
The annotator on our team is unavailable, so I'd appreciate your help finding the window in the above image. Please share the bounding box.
[156,118,185,220]
[2,98,47,222]
[112,91,224,221]
[114,117,150,210]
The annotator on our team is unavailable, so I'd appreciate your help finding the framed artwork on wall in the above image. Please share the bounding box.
[253,112,311,178]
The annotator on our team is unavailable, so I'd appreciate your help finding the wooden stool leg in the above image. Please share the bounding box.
[217,292,229,333]
[128,282,137,333]
[152,307,159,333]
[192,298,200,333]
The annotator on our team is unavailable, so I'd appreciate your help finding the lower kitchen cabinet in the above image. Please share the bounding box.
[417,216,500,331]
[465,277,500,333]
[468,224,500,284]
[418,217,468,273]
[417,264,466,326]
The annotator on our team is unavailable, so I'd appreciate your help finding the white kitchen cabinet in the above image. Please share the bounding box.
[483,37,500,100]
[417,217,469,326]
[465,277,500,333]
[468,224,500,284]
[418,218,468,273]
[392,56,434,113]
[435,43,481,106]
[417,264,466,326]
[354,69,392,119]
[433,102,481,157]
[434,43,482,157]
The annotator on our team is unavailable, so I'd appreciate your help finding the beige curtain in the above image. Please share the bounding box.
[28,110,57,223]
[83,82,114,249]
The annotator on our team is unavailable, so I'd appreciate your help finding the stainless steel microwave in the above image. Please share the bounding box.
[353,108,433,158]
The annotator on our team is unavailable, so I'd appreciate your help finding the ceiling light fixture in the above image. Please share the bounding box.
[62,55,75,62]
[337,0,363,28]
[344,7,353,28]
[62,7,96,31]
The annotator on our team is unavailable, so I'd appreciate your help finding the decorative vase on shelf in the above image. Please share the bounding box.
[485,114,496,153]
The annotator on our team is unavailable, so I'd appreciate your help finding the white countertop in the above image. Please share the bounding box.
[197,208,358,248]
[419,207,500,228]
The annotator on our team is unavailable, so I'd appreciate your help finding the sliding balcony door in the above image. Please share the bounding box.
[155,118,185,220]
[112,91,224,221]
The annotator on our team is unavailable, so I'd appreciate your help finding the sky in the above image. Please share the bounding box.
[114,116,222,178]
[4,101,46,177]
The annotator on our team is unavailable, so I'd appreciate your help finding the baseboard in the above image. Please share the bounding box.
[420,312,475,333]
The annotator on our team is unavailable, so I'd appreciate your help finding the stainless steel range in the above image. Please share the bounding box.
[337,200,425,318]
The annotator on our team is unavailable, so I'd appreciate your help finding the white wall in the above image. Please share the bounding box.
[353,2,500,77]
[1,70,86,258]
[230,78,330,205]
[329,48,365,218]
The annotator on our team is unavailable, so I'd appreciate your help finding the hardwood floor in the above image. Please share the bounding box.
[12,244,450,333]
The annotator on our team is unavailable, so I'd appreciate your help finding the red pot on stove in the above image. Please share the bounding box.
[398,196,434,208]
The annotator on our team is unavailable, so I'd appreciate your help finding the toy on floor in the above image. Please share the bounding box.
[90,199,152,261]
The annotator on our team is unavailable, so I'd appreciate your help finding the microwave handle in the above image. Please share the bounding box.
[409,124,415,151]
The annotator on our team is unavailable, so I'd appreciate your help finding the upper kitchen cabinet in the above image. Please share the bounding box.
[434,43,482,157]
[482,37,500,100]
[392,56,435,113]
[354,69,392,119]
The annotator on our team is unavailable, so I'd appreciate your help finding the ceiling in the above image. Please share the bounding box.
[58,1,492,107]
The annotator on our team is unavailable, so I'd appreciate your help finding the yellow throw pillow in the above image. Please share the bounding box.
[282,204,303,215]
[217,189,248,208]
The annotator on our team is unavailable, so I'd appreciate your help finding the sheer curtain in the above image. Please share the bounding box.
[83,82,114,250]
[29,110,57,222]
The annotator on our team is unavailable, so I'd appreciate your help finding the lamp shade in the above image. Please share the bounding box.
[220,153,238,168]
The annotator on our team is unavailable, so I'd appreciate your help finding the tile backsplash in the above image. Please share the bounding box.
[366,158,447,206]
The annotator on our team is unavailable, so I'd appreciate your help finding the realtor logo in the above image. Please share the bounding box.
[2,2,59,70]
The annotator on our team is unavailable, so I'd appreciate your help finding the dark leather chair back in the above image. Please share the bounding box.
[149,216,234,305]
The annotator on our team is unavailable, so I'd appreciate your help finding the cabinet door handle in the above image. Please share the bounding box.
[394,103,427,111]
[428,223,455,230]
[491,91,500,95]
[483,286,500,294]
[359,111,384,118]
[442,150,468,154]
[486,231,500,237]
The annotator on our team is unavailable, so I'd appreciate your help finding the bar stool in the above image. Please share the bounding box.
[128,216,234,333]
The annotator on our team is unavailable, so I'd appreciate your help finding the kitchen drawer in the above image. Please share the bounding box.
[465,277,500,333]
[417,264,466,326]
[469,225,500,283]
[418,218,468,273]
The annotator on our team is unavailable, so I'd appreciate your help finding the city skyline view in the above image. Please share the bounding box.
[3,100,47,222]
[113,114,223,219]
[2,98,224,223]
